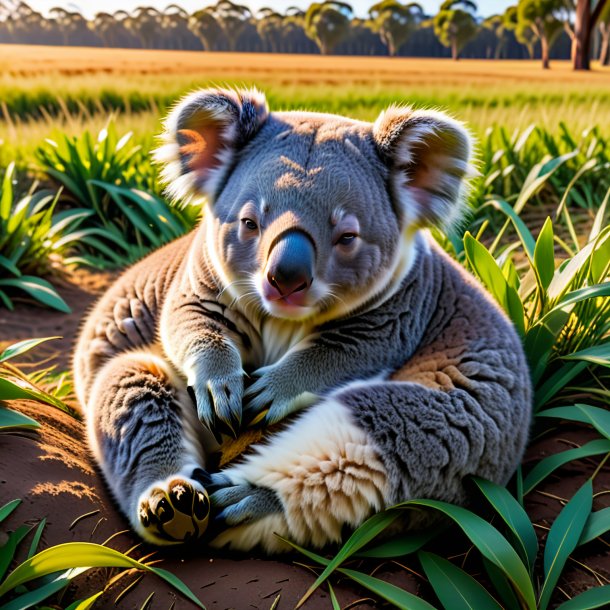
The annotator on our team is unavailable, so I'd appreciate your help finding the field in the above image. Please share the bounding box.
[1,45,610,167]
[1,45,609,610]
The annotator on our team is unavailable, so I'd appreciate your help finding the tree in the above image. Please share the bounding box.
[571,0,609,70]
[305,1,352,54]
[188,8,224,51]
[210,0,252,51]
[368,0,423,56]
[599,0,610,64]
[515,0,565,68]
[432,0,478,60]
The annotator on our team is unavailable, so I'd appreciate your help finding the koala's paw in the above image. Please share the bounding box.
[191,372,243,442]
[136,476,210,545]
[243,364,317,426]
[210,474,282,528]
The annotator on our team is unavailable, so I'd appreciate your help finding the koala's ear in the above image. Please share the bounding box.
[154,87,269,203]
[373,106,473,228]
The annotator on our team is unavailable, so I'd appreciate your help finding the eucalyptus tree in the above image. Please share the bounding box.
[599,0,610,64]
[188,7,224,51]
[570,0,609,69]
[89,12,120,47]
[49,8,86,45]
[209,0,252,51]
[304,1,353,54]
[515,0,565,68]
[162,4,191,49]
[256,7,284,52]
[368,0,423,56]
[124,6,163,48]
[432,0,479,60]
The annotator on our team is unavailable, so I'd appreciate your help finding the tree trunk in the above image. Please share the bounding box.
[451,37,458,60]
[601,24,610,65]
[541,34,549,69]
[573,0,591,70]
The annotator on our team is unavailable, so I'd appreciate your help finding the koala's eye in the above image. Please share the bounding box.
[336,233,357,246]
[241,218,258,231]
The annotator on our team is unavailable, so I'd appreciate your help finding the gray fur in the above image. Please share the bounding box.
[73,87,532,550]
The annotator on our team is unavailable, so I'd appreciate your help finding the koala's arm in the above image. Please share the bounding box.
[245,256,438,424]
[160,265,245,441]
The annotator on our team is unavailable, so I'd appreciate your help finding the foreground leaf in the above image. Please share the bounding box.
[0,542,205,609]
[523,440,610,495]
[557,585,610,609]
[538,480,593,610]
[419,551,502,610]
[0,407,40,431]
[472,477,538,574]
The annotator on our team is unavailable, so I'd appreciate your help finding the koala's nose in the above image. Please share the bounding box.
[266,231,314,299]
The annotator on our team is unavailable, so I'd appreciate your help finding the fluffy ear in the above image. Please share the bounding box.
[373,106,473,229]
[154,87,269,203]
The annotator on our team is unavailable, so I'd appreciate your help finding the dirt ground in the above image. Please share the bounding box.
[1,269,609,609]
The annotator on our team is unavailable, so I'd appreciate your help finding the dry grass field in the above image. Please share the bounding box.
[1,46,609,157]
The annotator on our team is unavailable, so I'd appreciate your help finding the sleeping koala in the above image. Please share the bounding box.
[73,88,532,552]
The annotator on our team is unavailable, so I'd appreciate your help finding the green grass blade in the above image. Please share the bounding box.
[28,518,46,559]
[575,404,610,441]
[463,232,525,337]
[579,508,610,546]
[537,405,596,425]
[295,509,401,607]
[0,377,69,413]
[340,567,438,610]
[472,477,538,573]
[482,557,522,610]
[0,499,21,523]
[523,440,610,495]
[0,571,78,610]
[556,585,610,610]
[419,551,502,610]
[0,542,205,608]
[0,337,61,363]
[327,583,341,610]
[534,217,555,291]
[356,529,437,558]
[538,479,593,610]
[0,525,34,581]
[64,591,104,610]
[0,277,70,313]
[563,343,610,368]
[395,499,536,610]
[0,406,40,431]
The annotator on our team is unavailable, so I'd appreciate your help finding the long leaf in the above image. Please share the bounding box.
[395,499,536,610]
[0,406,40,431]
[0,499,21,523]
[419,551,502,610]
[472,477,538,573]
[556,585,610,610]
[295,508,401,607]
[0,542,205,609]
[0,337,61,363]
[523,440,610,495]
[580,507,610,546]
[538,480,593,610]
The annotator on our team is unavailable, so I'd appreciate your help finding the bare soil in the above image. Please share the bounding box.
[1,269,608,609]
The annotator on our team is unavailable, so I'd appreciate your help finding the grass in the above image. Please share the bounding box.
[1,47,609,167]
[0,44,608,609]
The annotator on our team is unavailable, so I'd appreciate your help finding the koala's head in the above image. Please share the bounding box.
[155,88,472,322]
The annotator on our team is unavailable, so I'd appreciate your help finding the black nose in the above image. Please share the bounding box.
[267,231,314,297]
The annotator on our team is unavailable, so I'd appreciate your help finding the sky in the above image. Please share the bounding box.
[23,1,513,20]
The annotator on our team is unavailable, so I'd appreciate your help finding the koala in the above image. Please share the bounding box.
[73,88,532,552]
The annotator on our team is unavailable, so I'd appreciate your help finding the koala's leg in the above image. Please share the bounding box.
[86,350,212,545]
[210,372,529,553]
